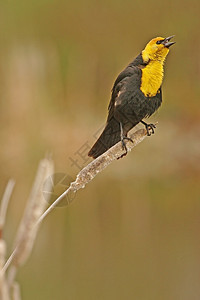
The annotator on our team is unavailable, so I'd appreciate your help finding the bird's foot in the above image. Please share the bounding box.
[146,123,156,136]
[117,136,133,159]
[141,121,156,136]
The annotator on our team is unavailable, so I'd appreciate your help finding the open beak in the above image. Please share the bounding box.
[162,35,176,48]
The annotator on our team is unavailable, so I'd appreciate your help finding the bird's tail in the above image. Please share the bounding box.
[88,117,121,159]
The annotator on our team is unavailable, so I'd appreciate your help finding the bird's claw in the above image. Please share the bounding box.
[117,136,133,159]
[145,123,156,136]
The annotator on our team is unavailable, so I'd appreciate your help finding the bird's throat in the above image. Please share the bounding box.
[140,61,164,97]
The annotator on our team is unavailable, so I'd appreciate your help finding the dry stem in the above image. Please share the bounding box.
[36,128,148,225]
[2,127,149,276]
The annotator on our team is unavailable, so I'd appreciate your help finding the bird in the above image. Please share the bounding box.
[88,36,175,159]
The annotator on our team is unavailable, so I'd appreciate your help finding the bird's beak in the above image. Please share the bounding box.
[162,35,176,48]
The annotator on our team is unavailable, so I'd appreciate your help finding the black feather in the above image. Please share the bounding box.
[88,54,162,159]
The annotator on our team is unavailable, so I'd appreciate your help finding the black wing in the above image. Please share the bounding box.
[108,69,141,122]
[108,53,146,121]
[108,74,162,131]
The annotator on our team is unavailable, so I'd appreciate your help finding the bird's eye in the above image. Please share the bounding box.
[156,40,163,45]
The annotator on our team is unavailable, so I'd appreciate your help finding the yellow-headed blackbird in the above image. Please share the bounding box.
[88,36,175,159]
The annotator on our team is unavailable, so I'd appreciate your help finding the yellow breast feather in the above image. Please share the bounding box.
[140,61,164,97]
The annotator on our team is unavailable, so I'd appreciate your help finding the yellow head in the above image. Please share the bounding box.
[142,36,175,63]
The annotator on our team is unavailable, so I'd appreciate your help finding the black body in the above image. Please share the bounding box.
[88,54,162,158]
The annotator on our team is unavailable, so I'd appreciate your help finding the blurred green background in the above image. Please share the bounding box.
[1,0,200,299]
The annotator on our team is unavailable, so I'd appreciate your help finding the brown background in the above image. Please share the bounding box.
[0,0,200,299]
